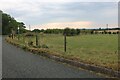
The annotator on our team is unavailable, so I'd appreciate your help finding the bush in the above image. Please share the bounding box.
[108,32,111,34]
[25,33,34,37]
[28,41,33,46]
[94,32,98,34]
[91,30,94,34]
[105,32,108,34]
[33,45,41,48]
[33,44,49,48]
[113,32,116,34]
[22,46,27,50]
[117,31,119,34]
[42,44,49,48]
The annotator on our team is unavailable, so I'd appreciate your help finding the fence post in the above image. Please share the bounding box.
[64,33,67,52]
[36,34,38,47]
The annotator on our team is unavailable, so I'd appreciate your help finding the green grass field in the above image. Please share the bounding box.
[12,34,118,71]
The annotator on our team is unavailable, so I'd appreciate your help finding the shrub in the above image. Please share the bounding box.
[22,46,27,50]
[113,32,116,34]
[42,44,49,48]
[33,44,49,48]
[117,31,119,34]
[94,32,98,34]
[108,32,111,34]
[105,32,108,34]
[102,32,104,34]
[33,45,41,48]
[25,33,34,37]
[91,30,94,34]
[28,41,33,46]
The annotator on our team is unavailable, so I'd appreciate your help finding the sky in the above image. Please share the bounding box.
[0,0,119,30]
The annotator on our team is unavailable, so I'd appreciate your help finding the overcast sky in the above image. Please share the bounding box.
[0,0,118,30]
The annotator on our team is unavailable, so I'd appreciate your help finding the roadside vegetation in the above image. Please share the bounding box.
[3,11,119,72]
[6,33,118,71]
[2,11,28,35]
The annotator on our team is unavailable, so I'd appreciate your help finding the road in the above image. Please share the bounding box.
[2,37,105,78]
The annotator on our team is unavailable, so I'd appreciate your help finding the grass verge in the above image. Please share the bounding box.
[5,35,119,72]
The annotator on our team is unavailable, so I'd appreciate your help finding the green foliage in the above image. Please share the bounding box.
[33,44,49,48]
[25,33,35,37]
[22,46,28,50]
[63,28,71,36]
[43,34,118,70]
[76,29,80,35]
[6,34,118,71]
[42,44,49,48]
[2,12,26,35]
[34,28,80,36]
[91,30,94,34]
[28,41,34,46]
[44,29,63,34]
[64,28,80,36]
[33,28,119,36]
[32,29,41,33]
[108,32,111,34]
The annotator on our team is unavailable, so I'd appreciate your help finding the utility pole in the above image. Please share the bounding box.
[29,25,31,31]
[106,24,109,30]
[106,24,108,29]
[36,33,38,47]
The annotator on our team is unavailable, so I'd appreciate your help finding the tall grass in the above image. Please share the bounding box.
[12,34,118,70]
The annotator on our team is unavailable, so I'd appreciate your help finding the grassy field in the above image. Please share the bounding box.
[11,34,118,71]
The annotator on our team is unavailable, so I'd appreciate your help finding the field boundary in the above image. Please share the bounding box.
[5,37,119,78]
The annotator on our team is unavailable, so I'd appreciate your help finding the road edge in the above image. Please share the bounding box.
[5,37,119,78]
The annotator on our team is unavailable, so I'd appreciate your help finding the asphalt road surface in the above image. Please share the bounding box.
[2,37,106,78]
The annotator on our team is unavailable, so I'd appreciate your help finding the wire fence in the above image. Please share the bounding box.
[8,33,119,71]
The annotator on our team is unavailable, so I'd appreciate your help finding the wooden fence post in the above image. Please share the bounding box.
[64,33,67,52]
[36,34,38,47]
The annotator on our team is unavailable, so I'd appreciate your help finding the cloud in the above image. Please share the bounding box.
[0,1,118,29]
[100,7,118,18]
[31,21,93,30]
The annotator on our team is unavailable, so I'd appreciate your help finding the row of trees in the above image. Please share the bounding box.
[2,11,27,35]
[32,28,119,36]
[32,29,63,34]
[63,28,80,36]
[91,31,119,34]
[32,28,81,36]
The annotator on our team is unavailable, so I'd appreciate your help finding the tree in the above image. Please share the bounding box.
[2,12,26,35]
[41,29,44,32]
[108,32,111,34]
[70,29,76,36]
[76,29,80,35]
[63,28,80,36]
[91,30,94,34]
[63,28,71,36]
[2,13,12,35]
[32,29,41,33]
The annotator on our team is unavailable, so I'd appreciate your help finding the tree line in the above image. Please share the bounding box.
[32,28,81,36]
[32,28,99,36]
[32,27,119,36]
[2,11,119,36]
[2,11,27,35]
